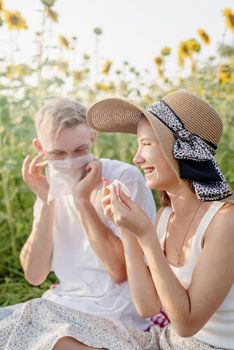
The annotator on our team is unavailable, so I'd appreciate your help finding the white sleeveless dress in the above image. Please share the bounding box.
[0,202,231,350]
[157,201,234,349]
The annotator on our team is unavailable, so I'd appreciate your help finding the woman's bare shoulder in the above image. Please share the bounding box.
[206,203,234,243]
[215,202,234,226]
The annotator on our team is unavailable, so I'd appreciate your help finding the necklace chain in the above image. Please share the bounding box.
[170,201,202,266]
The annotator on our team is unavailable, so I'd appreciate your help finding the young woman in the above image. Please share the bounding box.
[1,91,233,350]
[87,90,234,349]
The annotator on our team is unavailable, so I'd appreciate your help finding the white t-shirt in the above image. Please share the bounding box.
[34,159,156,330]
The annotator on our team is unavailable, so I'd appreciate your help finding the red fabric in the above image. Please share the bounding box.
[146,309,170,331]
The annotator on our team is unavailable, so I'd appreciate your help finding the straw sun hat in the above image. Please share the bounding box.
[87,90,233,203]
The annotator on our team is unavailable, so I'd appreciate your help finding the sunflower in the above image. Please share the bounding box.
[73,71,84,84]
[118,81,128,95]
[218,64,234,83]
[108,81,116,93]
[6,64,30,79]
[161,47,171,56]
[197,29,210,45]
[45,7,58,22]
[93,27,103,36]
[83,53,90,60]
[191,60,197,75]
[154,56,163,66]
[178,78,184,86]
[157,67,165,80]
[6,65,17,79]
[56,60,69,73]
[142,94,154,106]
[178,41,190,66]
[101,60,112,75]
[186,38,200,52]
[58,35,70,49]
[223,8,234,33]
[72,69,89,84]
[178,39,200,67]
[15,64,31,76]
[95,82,110,92]
[41,0,56,7]
[3,9,28,30]
[0,0,4,11]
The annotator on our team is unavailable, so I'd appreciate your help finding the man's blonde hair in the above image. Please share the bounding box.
[35,98,87,136]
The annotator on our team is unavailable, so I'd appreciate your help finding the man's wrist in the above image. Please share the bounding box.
[74,197,92,211]
[38,197,53,207]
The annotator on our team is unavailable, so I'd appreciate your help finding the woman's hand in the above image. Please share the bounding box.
[103,181,154,238]
[101,177,113,220]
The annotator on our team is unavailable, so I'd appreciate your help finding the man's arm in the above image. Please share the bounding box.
[75,198,127,283]
[20,152,53,286]
[20,200,54,286]
[74,160,127,283]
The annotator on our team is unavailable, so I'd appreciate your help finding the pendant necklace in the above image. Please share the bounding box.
[171,201,202,266]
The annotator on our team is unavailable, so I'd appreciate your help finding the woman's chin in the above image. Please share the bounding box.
[145,177,158,189]
[145,176,166,191]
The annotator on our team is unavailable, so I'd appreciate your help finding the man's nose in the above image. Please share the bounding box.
[66,153,77,159]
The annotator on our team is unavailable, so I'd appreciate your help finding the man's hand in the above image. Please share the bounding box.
[22,153,49,202]
[73,159,102,205]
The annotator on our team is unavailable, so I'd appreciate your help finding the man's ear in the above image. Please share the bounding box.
[32,138,44,154]
[90,130,97,144]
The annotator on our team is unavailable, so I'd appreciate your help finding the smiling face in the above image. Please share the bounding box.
[37,123,96,160]
[133,117,179,191]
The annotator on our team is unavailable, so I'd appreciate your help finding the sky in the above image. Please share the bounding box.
[2,0,234,78]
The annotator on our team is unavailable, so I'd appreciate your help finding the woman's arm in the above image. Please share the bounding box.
[121,230,161,317]
[101,181,162,316]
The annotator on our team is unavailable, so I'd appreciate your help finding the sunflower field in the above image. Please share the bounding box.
[0,0,234,304]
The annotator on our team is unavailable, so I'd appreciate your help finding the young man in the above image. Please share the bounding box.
[0,98,156,330]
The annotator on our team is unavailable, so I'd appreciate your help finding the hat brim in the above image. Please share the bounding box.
[87,97,234,204]
[87,97,179,179]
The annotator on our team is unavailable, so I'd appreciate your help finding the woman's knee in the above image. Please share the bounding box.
[53,337,80,350]
[53,336,106,350]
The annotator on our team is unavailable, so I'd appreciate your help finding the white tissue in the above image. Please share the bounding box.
[46,154,94,203]
[111,179,131,198]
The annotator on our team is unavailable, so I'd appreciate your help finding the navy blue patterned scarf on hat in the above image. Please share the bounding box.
[146,100,232,202]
